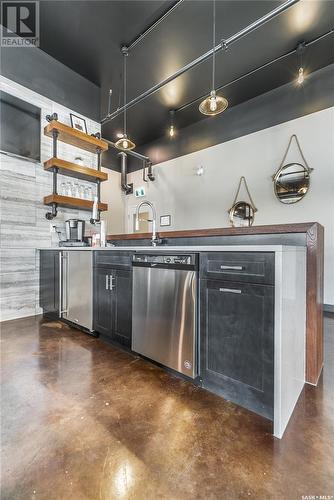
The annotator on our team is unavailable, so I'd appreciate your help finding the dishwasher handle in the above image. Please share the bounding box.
[132,262,196,271]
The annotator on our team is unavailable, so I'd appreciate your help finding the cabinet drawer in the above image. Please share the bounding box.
[94,251,133,269]
[200,252,275,285]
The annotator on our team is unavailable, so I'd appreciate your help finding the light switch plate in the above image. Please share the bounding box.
[160,215,171,227]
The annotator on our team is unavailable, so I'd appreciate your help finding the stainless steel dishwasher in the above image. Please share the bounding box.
[132,254,197,378]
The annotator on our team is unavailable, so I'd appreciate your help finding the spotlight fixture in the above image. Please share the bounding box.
[297,67,304,85]
[296,42,306,86]
[199,0,228,116]
[115,46,136,151]
[169,110,176,138]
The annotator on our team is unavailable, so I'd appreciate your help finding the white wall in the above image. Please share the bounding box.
[120,107,334,305]
[101,169,125,235]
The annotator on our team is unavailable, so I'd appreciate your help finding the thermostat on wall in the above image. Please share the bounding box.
[135,186,146,197]
[160,215,171,227]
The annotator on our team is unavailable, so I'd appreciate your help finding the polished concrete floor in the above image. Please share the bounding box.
[1,315,334,500]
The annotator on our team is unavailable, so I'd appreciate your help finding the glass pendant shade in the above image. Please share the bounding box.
[115,134,135,151]
[199,90,228,116]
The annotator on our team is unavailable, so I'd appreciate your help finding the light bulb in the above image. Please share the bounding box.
[297,67,304,85]
[209,96,217,112]
[169,125,175,137]
[122,139,129,149]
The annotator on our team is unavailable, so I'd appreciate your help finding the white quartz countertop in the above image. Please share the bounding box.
[38,245,305,253]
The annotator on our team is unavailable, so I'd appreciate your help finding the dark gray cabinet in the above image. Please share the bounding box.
[39,250,59,320]
[200,253,275,420]
[112,269,132,346]
[93,261,132,347]
[93,267,112,336]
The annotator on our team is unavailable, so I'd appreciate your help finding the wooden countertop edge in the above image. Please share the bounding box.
[107,222,322,241]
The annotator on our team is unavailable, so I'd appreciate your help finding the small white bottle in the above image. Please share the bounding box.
[50,225,59,247]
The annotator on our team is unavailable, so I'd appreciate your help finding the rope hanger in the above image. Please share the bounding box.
[231,176,258,212]
[274,134,313,181]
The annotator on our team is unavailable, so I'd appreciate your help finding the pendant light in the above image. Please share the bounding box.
[169,110,176,137]
[115,46,136,151]
[296,42,305,86]
[199,0,228,116]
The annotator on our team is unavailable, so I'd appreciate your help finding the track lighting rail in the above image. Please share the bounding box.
[127,0,185,51]
[101,0,299,125]
[176,28,334,113]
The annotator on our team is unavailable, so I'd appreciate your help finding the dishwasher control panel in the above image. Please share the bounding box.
[133,254,196,266]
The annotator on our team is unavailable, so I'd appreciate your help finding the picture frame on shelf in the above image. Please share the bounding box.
[70,113,87,134]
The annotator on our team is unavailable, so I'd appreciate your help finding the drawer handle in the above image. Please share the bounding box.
[220,265,243,270]
[110,275,116,290]
[219,288,242,294]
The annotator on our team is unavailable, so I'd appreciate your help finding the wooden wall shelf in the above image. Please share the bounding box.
[44,120,108,153]
[44,158,108,183]
[44,194,108,212]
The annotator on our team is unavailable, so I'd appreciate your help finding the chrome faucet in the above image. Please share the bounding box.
[135,201,160,246]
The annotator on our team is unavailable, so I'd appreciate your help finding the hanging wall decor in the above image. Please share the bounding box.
[273,134,313,204]
[228,176,257,227]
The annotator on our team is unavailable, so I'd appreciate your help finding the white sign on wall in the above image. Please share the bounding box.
[135,186,145,197]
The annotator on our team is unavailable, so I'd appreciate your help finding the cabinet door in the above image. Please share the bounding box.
[93,267,112,336]
[39,251,59,319]
[200,279,274,420]
[110,269,132,347]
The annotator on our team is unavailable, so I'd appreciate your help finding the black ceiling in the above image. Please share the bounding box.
[39,0,334,147]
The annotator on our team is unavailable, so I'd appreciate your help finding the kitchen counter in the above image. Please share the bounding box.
[39,244,307,438]
[106,222,320,240]
[44,221,323,386]
[38,245,305,252]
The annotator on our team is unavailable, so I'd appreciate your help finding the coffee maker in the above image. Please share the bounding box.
[59,219,87,247]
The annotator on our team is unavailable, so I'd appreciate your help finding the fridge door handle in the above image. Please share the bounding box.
[105,274,109,290]
[59,252,68,315]
[59,252,62,317]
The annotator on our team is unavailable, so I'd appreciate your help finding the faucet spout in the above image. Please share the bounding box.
[135,201,160,246]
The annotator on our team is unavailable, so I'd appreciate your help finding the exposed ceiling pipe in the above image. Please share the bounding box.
[127,0,185,51]
[101,0,299,125]
[176,28,334,113]
[119,152,133,194]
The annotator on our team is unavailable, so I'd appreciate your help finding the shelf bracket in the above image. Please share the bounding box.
[46,112,58,123]
[45,202,58,220]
